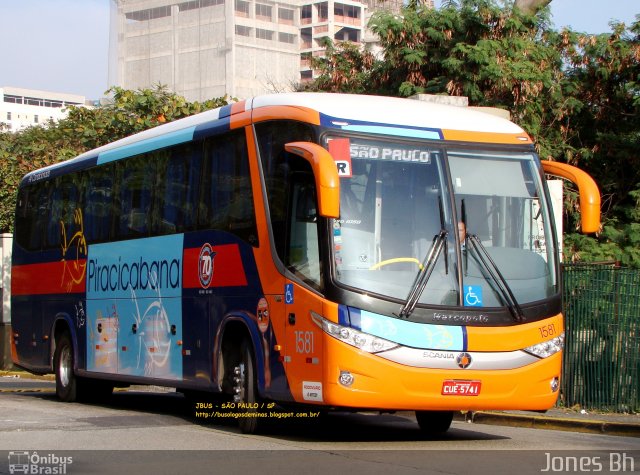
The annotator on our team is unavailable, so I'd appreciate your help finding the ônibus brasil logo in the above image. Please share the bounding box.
[8,451,73,474]
[198,243,216,289]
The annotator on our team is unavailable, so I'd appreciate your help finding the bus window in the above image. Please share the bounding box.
[255,120,315,261]
[448,151,557,304]
[117,154,155,239]
[331,135,457,305]
[47,175,81,249]
[287,169,321,287]
[199,131,257,244]
[84,164,114,243]
[15,183,48,251]
[158,142,202,234]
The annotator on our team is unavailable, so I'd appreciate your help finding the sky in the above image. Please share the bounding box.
[0,0,638,100]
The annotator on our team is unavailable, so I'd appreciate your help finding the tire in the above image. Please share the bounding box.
[415,410,454,434]
[236,341,259,434]
[54,332,78,402]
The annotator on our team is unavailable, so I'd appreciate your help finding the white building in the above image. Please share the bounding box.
[111,0,415,100]
[111,0,301,101]
[0,87,87,132]
[299,0,368,82]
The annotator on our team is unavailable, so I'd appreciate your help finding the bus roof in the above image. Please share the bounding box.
[21,93,531,186]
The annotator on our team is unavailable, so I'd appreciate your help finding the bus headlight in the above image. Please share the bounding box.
[311,312,399,353]
[523,333,565,358]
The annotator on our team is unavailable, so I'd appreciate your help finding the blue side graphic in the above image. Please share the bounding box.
[461,326,468,352]
[353,308,464,351]
[86,235,184,379]
[320,113,444,140]
[97,127,196,164]
[464,285,483,307]
[218,103,234,119]
[340,125,442,140]
[338,305,350,326]
[193,116,231,141]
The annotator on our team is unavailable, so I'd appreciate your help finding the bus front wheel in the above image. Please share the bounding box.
[415,410,454,434]
[234,341,259,434]
[54,332,78,402]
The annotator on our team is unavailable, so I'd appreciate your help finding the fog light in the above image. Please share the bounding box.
[339,370,354,387]
[550,376,560,393]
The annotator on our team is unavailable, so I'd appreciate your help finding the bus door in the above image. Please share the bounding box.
[282,172,324,404]
[284,281,324,404]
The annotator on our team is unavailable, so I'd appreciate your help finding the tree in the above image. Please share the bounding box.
[557,21,640,265]
[0,85,232,233]
[302,38,377,93]
[304,1,640,266]
[363,0,561,146]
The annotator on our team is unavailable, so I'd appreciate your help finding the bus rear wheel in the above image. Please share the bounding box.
[54,332,78,402]
[415,410,454,434]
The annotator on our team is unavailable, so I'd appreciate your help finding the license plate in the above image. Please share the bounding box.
[441,380,481,396]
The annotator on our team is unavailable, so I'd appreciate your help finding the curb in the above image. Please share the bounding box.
[0,388,55,393]
[0,371,55,381]
[455,411,640,438]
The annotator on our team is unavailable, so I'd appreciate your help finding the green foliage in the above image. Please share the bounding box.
[306,1,640,266]
[0,85,232,233]
[300,38,378,93]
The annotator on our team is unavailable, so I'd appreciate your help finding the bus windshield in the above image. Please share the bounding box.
[330,135,557,309]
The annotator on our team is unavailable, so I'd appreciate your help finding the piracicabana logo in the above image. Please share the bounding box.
[8,451,73,474]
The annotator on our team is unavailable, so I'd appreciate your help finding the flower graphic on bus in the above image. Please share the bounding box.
[130,271,174,376]
[60,208,87,292]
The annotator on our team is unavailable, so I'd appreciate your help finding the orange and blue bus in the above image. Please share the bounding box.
[11,93,600,434]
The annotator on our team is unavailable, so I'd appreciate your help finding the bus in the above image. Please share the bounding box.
[10,93,600,434]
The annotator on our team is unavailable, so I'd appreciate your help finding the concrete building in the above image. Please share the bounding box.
[111,0,419,100]
[0,87,86,132]
[111,0,301,101]
[299,0,373,82]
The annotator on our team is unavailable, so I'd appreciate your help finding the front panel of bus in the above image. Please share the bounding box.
[258,119,564,411]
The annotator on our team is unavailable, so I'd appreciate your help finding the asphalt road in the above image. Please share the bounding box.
[0,381,637,475]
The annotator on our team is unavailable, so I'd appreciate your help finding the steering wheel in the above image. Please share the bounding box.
[369,258,424,271]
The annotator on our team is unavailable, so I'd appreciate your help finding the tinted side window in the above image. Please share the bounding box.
[15,182,49,251]
[47,175,82,248]
[254,120,315,260]
[287,168,322,288]
[199,131,258,245]
[84,164,114,243]
[158,142,202,235]
[117,155,155,239]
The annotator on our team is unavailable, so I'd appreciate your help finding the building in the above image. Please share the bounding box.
[0,87,87,132]
[111,0,301,101]
[299,0,368,82]
[111,0,430,101]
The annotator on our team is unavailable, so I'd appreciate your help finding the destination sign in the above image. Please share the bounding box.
[349,143,432,164]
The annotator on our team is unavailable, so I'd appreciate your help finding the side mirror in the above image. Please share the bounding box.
[541,160,601,234]
[284,142,340,218]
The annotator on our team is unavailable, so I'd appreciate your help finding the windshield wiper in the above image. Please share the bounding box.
[466,234,525,322]
[398,229,447,318]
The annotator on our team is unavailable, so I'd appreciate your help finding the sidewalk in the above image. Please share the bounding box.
[0,370,54,381]
[455,408,640,438]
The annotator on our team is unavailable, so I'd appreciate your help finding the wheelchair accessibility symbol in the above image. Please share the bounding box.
[464,285,483,307]
[285,283,294,304]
